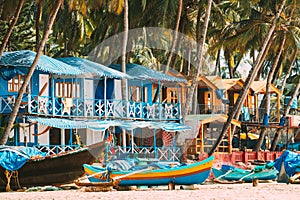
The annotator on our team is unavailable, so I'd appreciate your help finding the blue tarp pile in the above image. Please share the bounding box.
[274,150,300,177]
[0,146,46,171]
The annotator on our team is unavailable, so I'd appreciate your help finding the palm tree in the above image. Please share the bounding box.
[121,0,128,101]
[0,0,25,57]
[1,0,63,145]
[208,0,287,156]
[271,73,300,150]
[164,0,182,73]
[182,0,213,120]
[253,33,287,151]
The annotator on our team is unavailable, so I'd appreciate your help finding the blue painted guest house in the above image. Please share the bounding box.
[0,50,190,161]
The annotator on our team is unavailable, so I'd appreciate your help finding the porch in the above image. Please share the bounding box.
[190,104,282,123]
[0,94,181,121]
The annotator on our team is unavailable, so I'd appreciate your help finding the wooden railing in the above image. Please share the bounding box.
[33,144,81,156]
[189,104,281,123]
[108,146,182,162]
[0,94,181,121]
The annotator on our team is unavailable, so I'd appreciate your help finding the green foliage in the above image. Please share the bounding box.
[0,1,36,51]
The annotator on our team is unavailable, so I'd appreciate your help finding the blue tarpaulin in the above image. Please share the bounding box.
[0,146,46,171]
[26,116,191,132]
[274,150,300,177]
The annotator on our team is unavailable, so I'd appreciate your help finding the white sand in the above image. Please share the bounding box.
[0,182,298,200]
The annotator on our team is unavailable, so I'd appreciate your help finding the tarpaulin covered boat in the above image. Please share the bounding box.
[0,142,105,191]
[212,164,278,182]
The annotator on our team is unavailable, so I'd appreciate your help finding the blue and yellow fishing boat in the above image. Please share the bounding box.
[82,156,214,186]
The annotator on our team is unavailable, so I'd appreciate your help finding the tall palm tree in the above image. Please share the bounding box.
[280,52,297,95]
[1,0,63,144]
[0,0,25,57]
[208,0,287,156]
[271,73,300,150]
[164,0,182,73]
[121,0,128,101]
[182,0,213,120]
[253,33,287,151]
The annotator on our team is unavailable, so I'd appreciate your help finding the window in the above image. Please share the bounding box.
[8,75,26,92]
[130,86,142,102]
[165,88,178,103]
[55,82,80,98]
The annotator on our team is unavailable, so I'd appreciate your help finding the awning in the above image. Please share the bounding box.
[186,114,241,127]
[117,120,191,131]
[56,57,131,79]
[0,50,83,75]
[26,116,87,129]
[26,116,191,132]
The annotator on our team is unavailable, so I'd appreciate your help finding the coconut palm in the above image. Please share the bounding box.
[271,73,300,150]
[1,0,63,144]
[182,0,213,120]
[121,0,128,101]
[253,33,287,151]
[208,0,287,156]
[164,0,182,73]
[0,0,25,57]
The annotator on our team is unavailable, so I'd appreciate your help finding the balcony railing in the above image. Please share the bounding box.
[108,145,182,162]
[188,104,282,123]
[0,94,181,121]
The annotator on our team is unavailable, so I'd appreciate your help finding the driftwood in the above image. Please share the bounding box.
[289,173,300,184]
[74,179,120,187]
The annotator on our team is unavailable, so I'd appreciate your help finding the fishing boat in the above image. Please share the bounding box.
[212,165,278,183]
[80,156,214,187]
[0,142,106,191]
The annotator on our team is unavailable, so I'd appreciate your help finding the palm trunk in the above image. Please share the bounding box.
[208,0,286,156]
[1,0,63,145]
[280,51,297,95]
[182,0,213,120]
[0,0,25,57]
[164,0,182,73]
[271,75,300,150]
[121,0,129,152]
[0,0,4,19]
[35,0,43,51]
[121,0,128,101]
[253,34,286,151]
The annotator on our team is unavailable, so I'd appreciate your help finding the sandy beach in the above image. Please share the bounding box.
[0,182,298,200]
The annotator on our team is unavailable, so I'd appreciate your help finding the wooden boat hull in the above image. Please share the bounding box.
[0,142,106,191]
[83,156,214,186]
[212,167,278,182]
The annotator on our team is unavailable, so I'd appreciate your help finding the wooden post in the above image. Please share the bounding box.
[104,77,107,117]
[228,124,232,153]
[201,123,204,153]
[255,94,258,121]
[277,94,280,122]
[168,182,175,190]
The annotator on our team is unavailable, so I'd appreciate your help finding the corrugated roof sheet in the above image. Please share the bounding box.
[109,63,187,83]
[56,57,130,79]
[26,116,191,132]
[0,50,82,75]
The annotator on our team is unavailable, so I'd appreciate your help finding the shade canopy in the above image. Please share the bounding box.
[27,116,191,132]
[56,57,130,79]
[0,50,82,75]
[109,63,187,83]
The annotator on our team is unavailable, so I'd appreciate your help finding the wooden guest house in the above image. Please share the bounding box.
[184,75,289,163]
[0,50,191,162]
